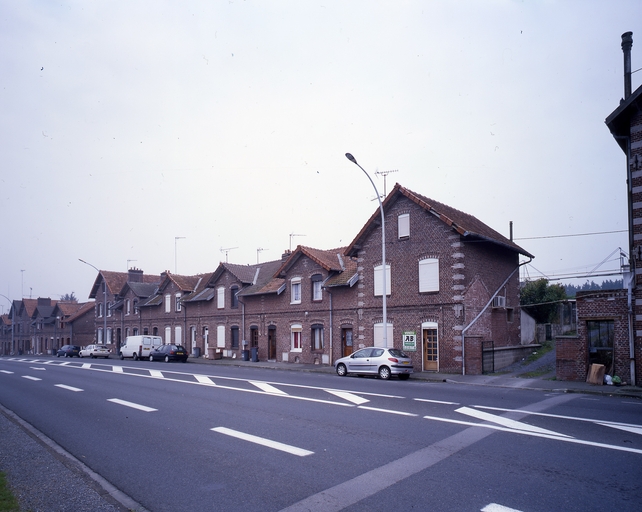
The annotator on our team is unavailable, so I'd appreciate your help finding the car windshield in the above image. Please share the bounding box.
[388,349,409,358]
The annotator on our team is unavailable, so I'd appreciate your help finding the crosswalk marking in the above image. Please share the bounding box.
[22,376,41,381]
[195,375,216,385]
[212,427,313,456]
[597,422,642,436]
[150,370,164,378]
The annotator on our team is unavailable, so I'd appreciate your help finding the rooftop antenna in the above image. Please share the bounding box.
[127,259,137,270]
[257,247,268,264]
[374,169,398,199]
[289,233,305,252]
[220,246,238,263]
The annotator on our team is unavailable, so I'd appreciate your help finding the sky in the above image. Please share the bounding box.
[1,0,640,307]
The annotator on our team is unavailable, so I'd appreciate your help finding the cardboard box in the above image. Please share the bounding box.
[586,364,605,385]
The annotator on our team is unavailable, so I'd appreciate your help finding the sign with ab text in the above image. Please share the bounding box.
[402,331,417,351]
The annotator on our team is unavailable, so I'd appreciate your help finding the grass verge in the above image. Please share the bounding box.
[0,471,19,511]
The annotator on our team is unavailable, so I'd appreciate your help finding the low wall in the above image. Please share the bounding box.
[484,344,542,372]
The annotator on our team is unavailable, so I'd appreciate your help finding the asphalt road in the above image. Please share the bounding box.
[0,357,641,512]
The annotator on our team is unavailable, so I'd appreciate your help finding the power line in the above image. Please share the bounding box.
[514,229,627,241]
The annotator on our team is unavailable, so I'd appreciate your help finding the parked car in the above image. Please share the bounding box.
[56,345,81,358]
[148,344,189,363]
[79,344,110,359]
[334,347,413,380]
[119,335,163,360]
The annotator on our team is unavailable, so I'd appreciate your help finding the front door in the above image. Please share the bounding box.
[268,327,276,360]
[423,328,438,371]
[341,328,353,357]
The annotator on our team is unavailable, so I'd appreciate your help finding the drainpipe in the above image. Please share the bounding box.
[461,257,532,375]
[324,287,334,366]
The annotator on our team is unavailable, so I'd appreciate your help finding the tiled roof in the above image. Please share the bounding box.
[346,183,533,259]
[324,258,359,288]
[65,302,95,323]
[276,246,347,276]
[237,260,286,297]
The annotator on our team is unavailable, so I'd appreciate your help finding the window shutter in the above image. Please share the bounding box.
[374,264,391,296]
[398,214,410,238]
[419,258,439,292]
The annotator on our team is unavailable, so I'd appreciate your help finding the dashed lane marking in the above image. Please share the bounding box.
[107,398,157,412]
[55,384,83,392]
[212,427,313,457]
[325,390,370,405]
[250,381,288,395]
[195,375,216,385]
[22,376,41,381]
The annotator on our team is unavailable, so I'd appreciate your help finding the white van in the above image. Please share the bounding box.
[119,335,163,360]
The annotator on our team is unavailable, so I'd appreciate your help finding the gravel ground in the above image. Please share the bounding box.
[0,407,133,512]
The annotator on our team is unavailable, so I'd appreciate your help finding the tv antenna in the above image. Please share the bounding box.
[289,233,305,252]
[256,247,268,264]
[374,169,398,199]
[220,246,238,263]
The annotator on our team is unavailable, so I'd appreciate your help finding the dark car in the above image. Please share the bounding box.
[57,345,81,358]
[148,344,188,363]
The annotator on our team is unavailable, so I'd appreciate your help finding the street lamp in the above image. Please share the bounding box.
[0,293,13,356]
[345,153,388,348]
[79,259,108,346]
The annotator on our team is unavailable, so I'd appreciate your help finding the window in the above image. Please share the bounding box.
[175,293,182,312]
[398,213,410,239]
[231,285,239,309]
[217,325,225,348]
[373,264,391,296]
[311,325,324,350]
[217,286,225,309]
[126,299,131,316]
[165,326,171,344]
[419,258,439,293]
[165,294,171,313]
[291,324,302,351]
[311,274,323,301]
[250,326,258,347]
[134,299,139,315]
[374,322,394,348]
[106,328,112,344]
[98,328,103,343]
[231,326,239,349]
[291,278,302,304]
[107,302,112,317]
[175,325,182,345]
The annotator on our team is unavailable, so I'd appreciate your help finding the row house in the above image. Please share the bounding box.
[106,183,531,375]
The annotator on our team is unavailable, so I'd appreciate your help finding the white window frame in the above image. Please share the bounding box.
[165,294,171,313]
[373,264,391,297]
[312,325,324,350]
[217,286,225,309]
[398,213,410,239]
[175,325,182,345]
[291,278,302,305]
[175,293,182,312]
[312,276,323,301]
[419,258,439,293]
[291,324,302,351]
[374,322,394,348]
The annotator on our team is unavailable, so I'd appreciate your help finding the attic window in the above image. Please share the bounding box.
[398,213,410,239]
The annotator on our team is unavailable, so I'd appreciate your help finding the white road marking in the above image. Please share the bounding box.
[107,398,157,412]
[325,390,369,405]
[112,366,124,373]
[195,375,216,385]
[212,427,313,457]
[81,363,92,369]
[150,370,164,378]
[250,381,288,395]
[415,398,459,405]
[597,423,642,436]
[457,407,571,437]
[358,406,417,417]
[422,414,642,455]
[55,384,83,392]
[29,367,46,371]
[22,376,41,381]
[482,504,522,512]
[0,370,14,374]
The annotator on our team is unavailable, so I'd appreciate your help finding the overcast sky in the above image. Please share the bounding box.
[1,1,640,307]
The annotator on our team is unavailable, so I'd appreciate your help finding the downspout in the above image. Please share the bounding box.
[324,287,333,366]
[615,131,636,386]
[461,257,532,375]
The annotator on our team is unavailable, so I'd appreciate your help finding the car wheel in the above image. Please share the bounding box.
[119,353,124,360]
[164,355,170,363]
[149,355,154,362]
[79,353,83,358]
[57,353,60,357]
[65,353,69,358]
[336,363,347,377]
[398,374,410,381]
[133,353,138,361]
[90,354,95,359]
[378,366,391,380]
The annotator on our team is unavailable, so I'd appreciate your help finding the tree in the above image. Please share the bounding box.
[520,278,567,324]
[60,292,77,303]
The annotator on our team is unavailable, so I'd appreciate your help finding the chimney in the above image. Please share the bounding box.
[128,267,144,283]
[622,31,633,100]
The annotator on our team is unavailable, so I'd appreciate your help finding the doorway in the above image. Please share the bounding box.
[268,326,276,360]
[422,323,438,371]
[341,327,353,357]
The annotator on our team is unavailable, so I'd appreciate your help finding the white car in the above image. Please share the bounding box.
[79,344,110,359]
[334,347,413,380]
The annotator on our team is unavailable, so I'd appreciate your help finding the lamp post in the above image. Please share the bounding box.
[345,153,387,348]
[79,259,108,346]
